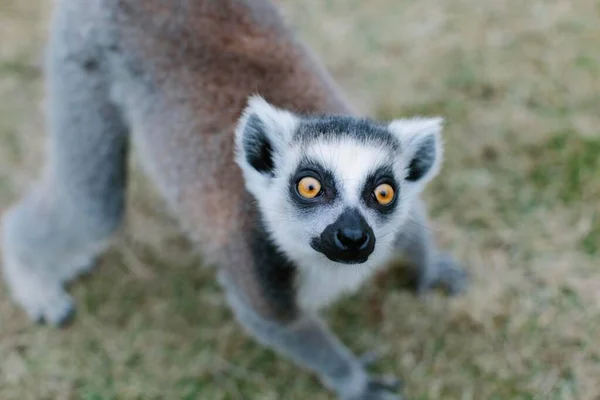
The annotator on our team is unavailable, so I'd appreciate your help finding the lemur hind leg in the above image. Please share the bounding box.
[393,201,468,296]
[1,20,128,326]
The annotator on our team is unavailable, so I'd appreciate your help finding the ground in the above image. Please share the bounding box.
[0,0,599,399]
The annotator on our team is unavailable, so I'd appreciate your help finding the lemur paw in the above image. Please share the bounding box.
[344,376,403,400]
[339,351,403,400]
[3,258,76,327]
[417,254,469,296]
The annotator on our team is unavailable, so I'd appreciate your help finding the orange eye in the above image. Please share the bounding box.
[374,183,395,205]
[297,177,322,199]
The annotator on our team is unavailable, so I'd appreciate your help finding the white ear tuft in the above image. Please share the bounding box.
[234,95,298,177]
[388,117,444,140]
[388,117,444,185]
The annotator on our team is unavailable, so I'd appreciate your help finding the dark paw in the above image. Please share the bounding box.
[365,376,403,399]
[345,375,403,400]
[420,255,469,296]
[55,304,77,328]
[345,351,404,400]
[36,300,76,328]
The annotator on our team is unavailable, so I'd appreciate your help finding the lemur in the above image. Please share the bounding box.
[1,0,468,399]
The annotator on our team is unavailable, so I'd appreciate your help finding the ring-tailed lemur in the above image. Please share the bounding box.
[0,0,468,399]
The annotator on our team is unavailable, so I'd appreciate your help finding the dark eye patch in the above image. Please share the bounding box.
[288,158,338,210]
[360,165,398,217]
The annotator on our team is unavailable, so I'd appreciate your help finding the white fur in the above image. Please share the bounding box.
[296,259,387,310]
[292,139,402,310]
[305,139,390,205]
[234,95,298,199]
[235,97,444,311]
[388,117,444,194]
[254,138,404,310]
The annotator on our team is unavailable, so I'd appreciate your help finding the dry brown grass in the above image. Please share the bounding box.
[1,0,599,399]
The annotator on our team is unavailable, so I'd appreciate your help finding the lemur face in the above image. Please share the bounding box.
[235,96,443,270]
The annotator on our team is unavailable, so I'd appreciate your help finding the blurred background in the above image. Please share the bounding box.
[0,0,599,398]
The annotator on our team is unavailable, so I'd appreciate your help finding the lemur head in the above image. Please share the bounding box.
[235,96,443,269]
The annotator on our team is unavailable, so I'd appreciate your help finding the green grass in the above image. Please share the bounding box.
[1,0,599,399]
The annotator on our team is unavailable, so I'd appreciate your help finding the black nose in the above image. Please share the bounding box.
[310,207,376,264]
[335,228,370,251]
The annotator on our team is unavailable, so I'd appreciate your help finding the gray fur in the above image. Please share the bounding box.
[395,201,468,296]
[1,1,128,325]
[293,114,400,150]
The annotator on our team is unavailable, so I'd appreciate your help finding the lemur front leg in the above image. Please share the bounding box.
[1,12,129,326]
[395,200,468,296]
[219,271,403,400]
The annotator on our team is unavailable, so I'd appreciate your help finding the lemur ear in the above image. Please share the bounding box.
[235,95,297,176]
[388,117,444,185]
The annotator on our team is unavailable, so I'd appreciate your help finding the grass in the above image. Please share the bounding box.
[1,0,599,398]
